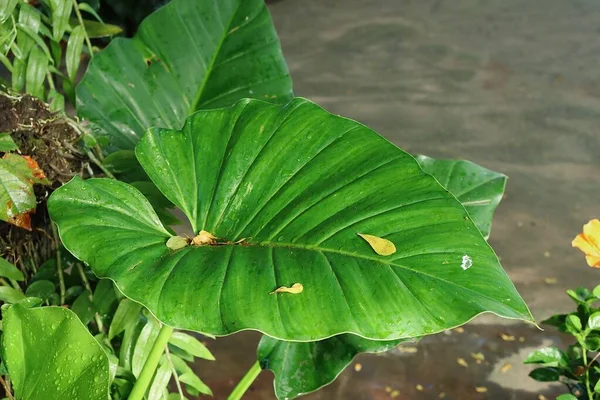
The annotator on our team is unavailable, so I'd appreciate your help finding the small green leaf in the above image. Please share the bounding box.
[593,285,600,299]
[25,45,48,98]
[24,279,55,301]
[528,367,560,382]
[120,320,144,370]
[0,286,25,303]
[589,311,600,330]
[166,236,187,251]
[169,332,214,360]
[0,258,24,281]
[566,314,583,333]
[2,304,110,400]
[48,0,73,41]
[567,288,593,304]
[523,347,569,367]
[0,134,18,152]
[585,335,600,351]
[595,378,600,393]
[69,18,122,38]
[0,0,19,23]
[48,89,65,112]
[77,4,103,23]
[557,394,578,400]
[71,289,95,324]
[16,22,53,61]
[108,298,143,340]
[66,25,84,81]
[178,372,212,396]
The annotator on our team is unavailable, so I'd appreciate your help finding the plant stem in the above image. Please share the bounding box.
[0,376,14,400]
[75,263,104,333]
[227,361,262,400]
[129,324,174,400]
[581,345,594,400]
[165,345,184,399]
[72,0,94,58]
[85,148,115,178]
[51,224,65,304]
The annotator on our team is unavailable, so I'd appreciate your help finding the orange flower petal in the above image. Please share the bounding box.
[586,255,600,268]
[572,234,597,255]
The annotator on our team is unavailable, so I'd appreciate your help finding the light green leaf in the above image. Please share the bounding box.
[259,334,404,399]
[148,357,172,400]
[566,314,582,333]
[594,284,600,299]
[49,0,73,41]
[15,4,40,59]
[0,0,19,23]
[76,0,293,152]
[132,317,161,377]
[1,304,110,400]
[523,347,569,368]
[417,156,506,239]
[0,257,24,281]
[589,312,600,330]
[12,57,26,91]
[120,319,145,370]
[70,17,122,38]
[557,394,578,400]
[169,332,214,360]
[178,372,212,396]
[66,25,84,81]
[108,298,143,340]
[0,286,25,303]
[49,98,532,341]
[48,89,65,112]
[25,45,48,98]
[77,4,103,23]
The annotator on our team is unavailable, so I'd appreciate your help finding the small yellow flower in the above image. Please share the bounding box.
[572,219,600,268]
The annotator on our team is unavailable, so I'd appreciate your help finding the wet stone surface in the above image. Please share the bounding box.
[196,0,600,398]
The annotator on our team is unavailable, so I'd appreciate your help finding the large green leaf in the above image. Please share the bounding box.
[258,334,404,399]
[1,303,110,400]
[49,98,532,341]
[416,156,507,239]
[77,0,293,151]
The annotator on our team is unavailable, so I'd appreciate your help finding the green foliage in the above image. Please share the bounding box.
[526,286,600,399]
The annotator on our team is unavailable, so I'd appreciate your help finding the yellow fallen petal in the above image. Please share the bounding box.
[390,390,400,398]
[500,363,512,373]
[192,230,218,246]
[357,233,396,256]
[166,236,188,250]
[471,352,485,361]
[457,358,468,367]
[270,283,303,295]
[415,384,423,391]
[475,386,488,393]
[353,363,362,372]
[500,333,515,341]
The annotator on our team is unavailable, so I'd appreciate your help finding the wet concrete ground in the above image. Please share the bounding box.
[197,0,600,398]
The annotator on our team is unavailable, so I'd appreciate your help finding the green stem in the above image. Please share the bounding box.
[581,341,594,400]
[129,324,174,400]
[51,224,65,304]
[227,361,262,400]
[71,0,94,58]
[85,148,115,178]
[75,263,104,333]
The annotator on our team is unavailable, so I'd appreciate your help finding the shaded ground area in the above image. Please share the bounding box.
[198,0,600,398]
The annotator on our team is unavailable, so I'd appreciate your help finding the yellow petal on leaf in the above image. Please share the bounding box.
[357,233,396,256]
[270,283,303,295]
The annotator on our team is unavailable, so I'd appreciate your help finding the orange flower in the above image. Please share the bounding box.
[572,219,600,267]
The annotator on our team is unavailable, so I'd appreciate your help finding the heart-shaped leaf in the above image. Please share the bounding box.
[49,98,532,341]
[77,0,293,152]
[258,334,405,399]
[2,303,110,400]
[417,156,506,239]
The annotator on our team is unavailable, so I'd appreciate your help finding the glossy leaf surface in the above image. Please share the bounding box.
[77,0,293,151]
[258,334,404,399]
[2,304,110,400]
[417,156,507,239]
[49,98,532,341]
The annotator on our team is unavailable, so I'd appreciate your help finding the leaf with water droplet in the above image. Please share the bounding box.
[357,233,396,256]
[270,283,303,295]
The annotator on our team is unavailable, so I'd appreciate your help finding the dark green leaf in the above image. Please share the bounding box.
[48,89,65,112]
[77,0,293,151]
[48,0,73,41]
[25,45,48,98]
[416,156,506,239]
[24,279,55,301]
[169,332,214,360]
[586,335,600,351]
[0,134,18,152]
[108,298,143,340]
[1,304,110,399]
[259,334,404,399]
[103,150,149,182]
[0,257,24,281]
[64,285,84,303]
[92,278,117,315]
[50,39,62,66]
[542,314,567,332]
[0,286,25,303]
[529,367,560,382]
[523,347,569,367]
[66,25,84,81]
[50,98,533,341]
[71,289,95,325]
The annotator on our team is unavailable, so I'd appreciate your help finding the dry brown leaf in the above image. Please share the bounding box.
[357,233,396,256]
[538,395,547,400]
[166,236,189,250]
[270,283,303,295]
[500,363,512,373]
[457,358,468,368]
[192,230,218,246]
[475,386,488,393]
[398,346,418,353]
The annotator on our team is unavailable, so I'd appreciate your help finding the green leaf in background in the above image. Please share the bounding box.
[0,133,19,152]
[169,332,214,360]
[416,156,506,239]
[589,311,600,330]
[24,279,55,301]
[12,57,26,92]
[50,98,532,341]
[108,298,143,340]
[102,150,149,182]
[48,0,73,41]
[147,356,171,400]
[15,4,40,59]
[1,304,110,400]
[523,347,569,368]
[77,0,293,151]
[557,394,578,400]
[0,153,49,229]
[132,316,161,377]
[71,18,123,38]
[71,289,95,325]
[25,45,48,99]
[0,286,26,303]
[0,0,19,23]
[66,25,84,81]
[528,367,561,382]
[259,334,404,399]
[0,257,24,281]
